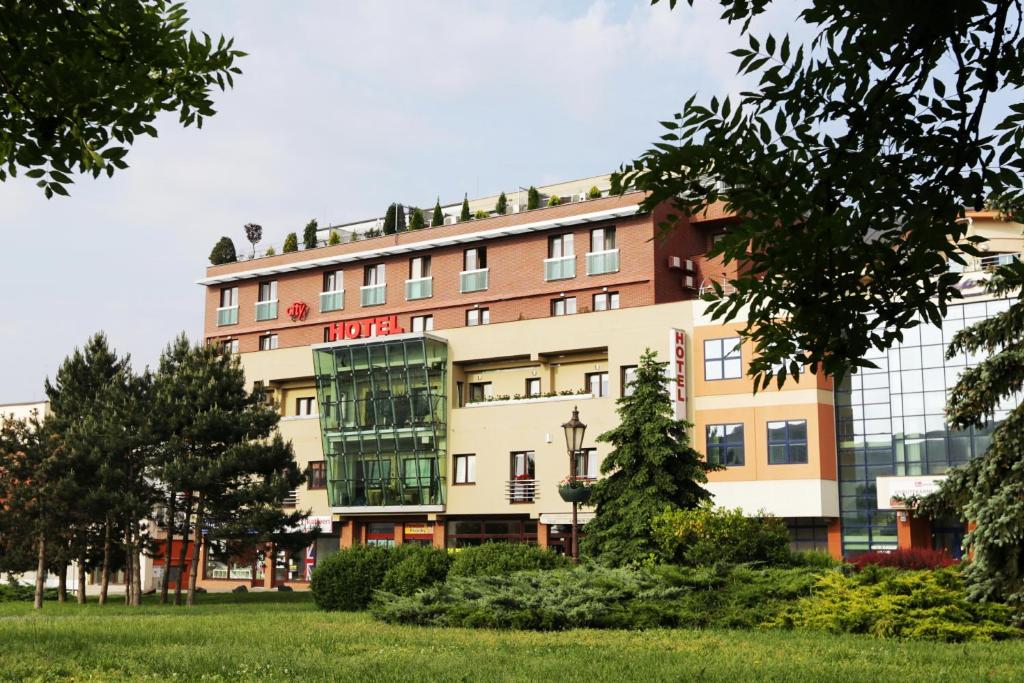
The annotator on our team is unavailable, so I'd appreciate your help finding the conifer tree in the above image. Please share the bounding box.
[582,349,719,565]
[395,203,407,232]
[383,204,397,234]
[459,194,471,222]
[431,199,444,227]
[527,186,540,210]
[409,207,425,230]
[302,219,319,249]
[283,232,298,253]
[208,237,237,265]
[495,191,508,215]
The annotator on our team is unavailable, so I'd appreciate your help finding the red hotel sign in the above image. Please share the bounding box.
[669,329,686,419]
[287,301,309,322]
[325,315,406,342]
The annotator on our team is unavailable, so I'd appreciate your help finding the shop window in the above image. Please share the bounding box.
[466,308,490,326]
[468,382,492,403]
[575,447,599,479]
[307,461,327,489]
[784,518,829,553]
[366,522,396,548]
[525,377,541,397]
[454,454,476,484]
[586,372,609,397]
[295,397,316,416]
[551,296,577,316]
[593,292,619,311]
[445,518,538,548]
[706,423,745,466]
[767,420,809,464]
[621,365,637,397]
[704,337,742,380]
[259,334,278,351]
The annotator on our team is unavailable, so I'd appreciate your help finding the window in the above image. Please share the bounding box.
[767,420,809,464]
[454,454,476,484]
[466,308,490,326]
[295,397,316,416]
[510,451,536,503]
[411,315,434,332]
[258,280,278,303]
[464,247,487,271]
[217,287,239,325]
[548,233,574,258]
[323,270,341,292]
[621,365,637,397]
[255,281,278,321]
[712,232,728,246]
[469,382,492,403]
[409,255,431,279]
[575,447,599,479]
[704,337,742,380]
[590,226,616,252]
[706,423,745,466]
[586,372,609,397]
[258,334,278,351]
[219,286,238,308]
[525,377,541,397]
[784,518,830,553]
[551,296,577,316]
[593,292,619,311]
[323,327,332,343]
[220,339,238,354]
[307,461,327,490]
[321,270,344,312]
[364,263,385,286]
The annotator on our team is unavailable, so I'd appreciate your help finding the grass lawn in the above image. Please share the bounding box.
[0,592,1021,682]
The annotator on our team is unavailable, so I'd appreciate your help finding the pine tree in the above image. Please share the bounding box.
[409,207,425,230]
[581,349,719,565]
[920,260,1024,615]
[208,237,236,265]
[395,203,407,232]
[302,219,319,249]
[431,199,444,227]
[383,204,397,234]
[496,191,508,215]
[459,194,471,222]
[527,186,540,210]
[283,232,298,253]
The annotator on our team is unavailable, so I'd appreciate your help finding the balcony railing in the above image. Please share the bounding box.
[360,283,386,306]
[254,300,278,321]
[405,276,433,300]
[460,268,489,293]
[544,255,576,281]
[217,306,238,326]
[320,289,345,312]
[586,249,620,275]
[504,479,538,503]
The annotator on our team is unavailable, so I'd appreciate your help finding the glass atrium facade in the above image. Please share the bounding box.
[313,335,448,508]
[835,297,1017,555]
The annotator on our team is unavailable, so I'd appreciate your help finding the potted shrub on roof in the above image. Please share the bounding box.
[558,475,593,503]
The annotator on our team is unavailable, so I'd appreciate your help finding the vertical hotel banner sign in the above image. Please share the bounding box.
[668,328,686,419]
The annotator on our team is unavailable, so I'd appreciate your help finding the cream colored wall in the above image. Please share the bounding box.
[967,215,1023,254]
[0,401,48,422]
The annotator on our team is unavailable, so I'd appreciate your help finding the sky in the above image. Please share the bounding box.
[0,0,800,403]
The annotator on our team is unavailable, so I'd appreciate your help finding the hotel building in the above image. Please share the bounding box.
[195,176,1022,588]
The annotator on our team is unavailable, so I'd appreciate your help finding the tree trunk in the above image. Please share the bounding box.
[123,530,133,606]
[132,526,142,607]
[77,550,87,605]
[160,492,177,604]
[186,497,204,607]
[57,558,67,603]
[99,518,111,606]
[33,532,46,610]
[174,491,193,606]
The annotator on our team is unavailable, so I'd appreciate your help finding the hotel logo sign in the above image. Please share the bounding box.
[668,328,686,419]
[325,314,406,342]
[287,301,310,322]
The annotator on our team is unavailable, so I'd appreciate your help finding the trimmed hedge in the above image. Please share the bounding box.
[311,545,391,611]
[448,543,570,578]
[381,546,452,596]
[652,506,791,567]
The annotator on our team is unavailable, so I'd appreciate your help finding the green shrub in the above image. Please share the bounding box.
[208,236,237,265]
[0,581,56,602]
[327,230,341,246]
[448,543,570,578]
[474,209,489,219]
[282,232,298,253]
[310,545,391,611]
[778,566,1022,641]
[264,246,276,256]
[587,185,602,199]
[791,550,844,569]
[380,545,452,596]
[652,505,791,567]
[547,194,561,206]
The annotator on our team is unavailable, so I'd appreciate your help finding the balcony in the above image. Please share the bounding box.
[586,249,620,275]
[216,306,238,326]
[544,255,576,281]
[254,300,278,321]
[320,289,345,312]
[505,478,538,504]
[460,268,489,293]
[360,283,386,306]
[405,276,433,300]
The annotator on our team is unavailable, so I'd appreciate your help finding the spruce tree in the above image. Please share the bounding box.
[395,203,407,232]
[496,191,508,215]
[302,219,319,249]
[431,199,444,227]
[383,204,397,234]
[283,232,298,253]
[581,349,719,565]
[208,237,237,265]
[920,261,1024,615]
[527,186,540,210]
[409,207,425,230]
[459,194,471,222]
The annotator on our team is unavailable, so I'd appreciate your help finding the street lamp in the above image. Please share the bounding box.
[561,406,587,562]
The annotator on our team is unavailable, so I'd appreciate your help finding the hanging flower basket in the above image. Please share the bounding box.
[558,477,593,503]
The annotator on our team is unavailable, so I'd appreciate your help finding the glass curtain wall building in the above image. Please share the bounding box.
[836,297,1017,555]
[313,335,448,508]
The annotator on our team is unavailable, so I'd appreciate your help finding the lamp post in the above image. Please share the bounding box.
[561,406,587,562]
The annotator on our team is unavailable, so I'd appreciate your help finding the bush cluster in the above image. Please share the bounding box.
[311,544,452,610]
[448,542,570,578]
[0,581,55,602]
[851,548,959,571]
[652,506,791,566]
